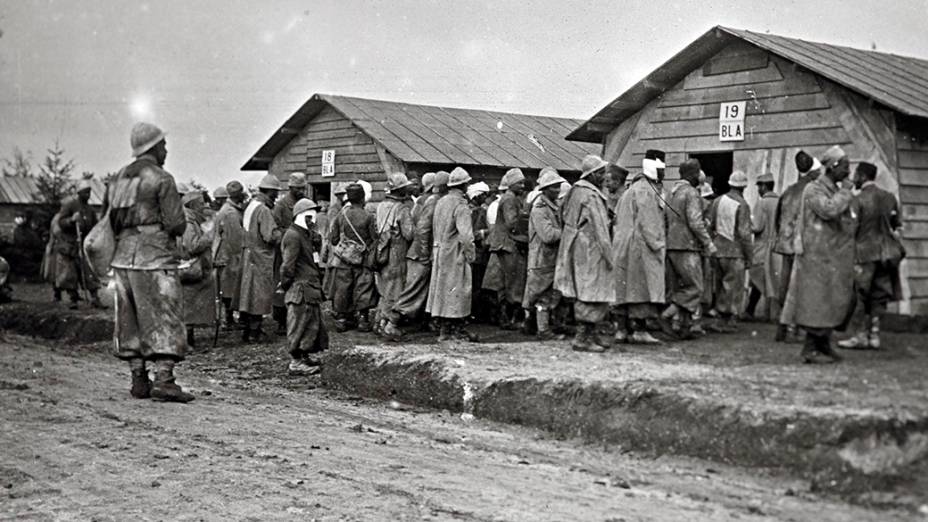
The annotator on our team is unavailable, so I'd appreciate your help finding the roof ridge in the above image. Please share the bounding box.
[319,93,584,125]
[719,26,928,66]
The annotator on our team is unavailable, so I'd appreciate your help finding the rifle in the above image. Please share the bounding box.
[213,267,222,347]
[75,220,93,304]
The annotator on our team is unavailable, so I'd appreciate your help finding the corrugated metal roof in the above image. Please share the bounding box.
[569,26,928,143]
[242,94,599,172]
[0,176,105,206]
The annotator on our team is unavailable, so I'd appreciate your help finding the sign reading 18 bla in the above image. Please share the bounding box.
[321,149,336,177]
[719,101,746,142]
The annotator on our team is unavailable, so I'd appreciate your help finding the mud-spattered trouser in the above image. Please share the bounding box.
[712,257,746,316]
[667,251,704,314]
[112,268,186,361]
[287,302,329,359]
[848,260,898,330]
[330,266,376,316]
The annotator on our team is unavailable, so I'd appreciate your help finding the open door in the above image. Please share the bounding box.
[689,152,733,198]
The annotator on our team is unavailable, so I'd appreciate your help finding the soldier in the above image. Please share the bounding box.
[483,168,529,329]
[555,155,614,352]
[280,198,328,375]
[773,151,821,341]
[212,185,229,212]
[328,183,377,332]
[213,181,247,327]
[321,183,347,298]
[662,159,717,338]
[108,122,191,402]
[239,174,284,342]
[426,167,478,342]
[384,173,438,338]
[838,162,905,350]
[613,154,666,345]
[176,184,216,349]
[792,146,856,363]
[523,168,566,339]
[374,173,415,337]
[271,172,307,334]
[53,179,104,309]
[746,173,781,320]
[467,181,492,322]
[706,171,753,331]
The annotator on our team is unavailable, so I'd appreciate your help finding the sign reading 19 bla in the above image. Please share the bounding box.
[719,101,746,142]
[321,150,336,177]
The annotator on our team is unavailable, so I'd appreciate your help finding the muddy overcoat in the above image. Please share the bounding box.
[53,195,100,291]
[179,207,217,327]
[213,199,245,308]
[239,193,282,316]
[523,194,562,307]
[792,176,857,329]
[612,174,665,305]
[375,196,414,314]
[426,188,475,318]
[553,179,614,303]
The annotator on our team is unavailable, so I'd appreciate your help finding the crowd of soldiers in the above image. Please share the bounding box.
[53,122,906,403]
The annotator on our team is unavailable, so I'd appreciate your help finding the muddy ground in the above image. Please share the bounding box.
[1,332,921,522]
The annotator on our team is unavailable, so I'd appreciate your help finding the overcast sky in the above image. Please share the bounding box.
[2,0,927,189]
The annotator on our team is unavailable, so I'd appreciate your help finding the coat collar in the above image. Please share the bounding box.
[574,179,607,201]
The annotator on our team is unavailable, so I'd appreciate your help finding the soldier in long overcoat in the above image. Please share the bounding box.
[177,186,217,349]
[773,151,821,341]
[374,173,415,336]
[213,181,246,326]
[792,146,856,362]
[612,157,666,345]
[385,173,439,338]
[238,174,283,342]
[523,168,566,339]
[426,167,478,342]
[53,180,104,309]
[554,155,615,352]
[271,172,307,334]
[746,173,781,320]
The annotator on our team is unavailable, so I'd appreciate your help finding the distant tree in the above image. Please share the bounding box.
[35,140,76,209]
[1,147,35,177]
[188,178,207,192]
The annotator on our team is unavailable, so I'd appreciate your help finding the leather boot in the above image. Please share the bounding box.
[151,366,195,403]
[357,311,373,333]
[536,309,554,340]
[438,321,454,342]
[383,320,403,342]
[816,333,843,363]
[453,323,480,343]
[572,324,605,353]
[186,328,196,349]
[775,324,788,342]
[130,369,151,399]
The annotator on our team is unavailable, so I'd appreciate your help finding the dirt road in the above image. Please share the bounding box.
[0,334,914,521]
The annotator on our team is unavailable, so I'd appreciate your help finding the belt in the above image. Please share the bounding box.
[137,224,163,234]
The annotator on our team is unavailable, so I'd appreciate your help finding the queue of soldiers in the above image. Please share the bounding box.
[58,122,906,402]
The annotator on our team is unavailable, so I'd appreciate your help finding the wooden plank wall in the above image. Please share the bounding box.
[269,105,389,202]
[606,42,852,208]
[897,116,928,313]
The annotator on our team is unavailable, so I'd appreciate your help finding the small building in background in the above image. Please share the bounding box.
[0,175,105,240]
[241,94,598,202]
[568,26,928,314]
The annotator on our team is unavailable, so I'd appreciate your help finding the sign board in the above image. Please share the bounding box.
[321,149,336,177]
[718,101,746,142]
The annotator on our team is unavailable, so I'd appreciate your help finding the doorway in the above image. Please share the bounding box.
[310,182,332,204]
[689,152,733,197]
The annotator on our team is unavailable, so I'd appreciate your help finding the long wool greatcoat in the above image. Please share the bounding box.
[792,175,857,329]
[426,188,475,319]
[750,191,782,298]
[213,199,245,307]
[53,195,100,290]
[179,207,217,327]
[523,194,562,307]
[375,196,414,310]
[553,179,615,304]
[239,193,282,316]
[612,174,666,305]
